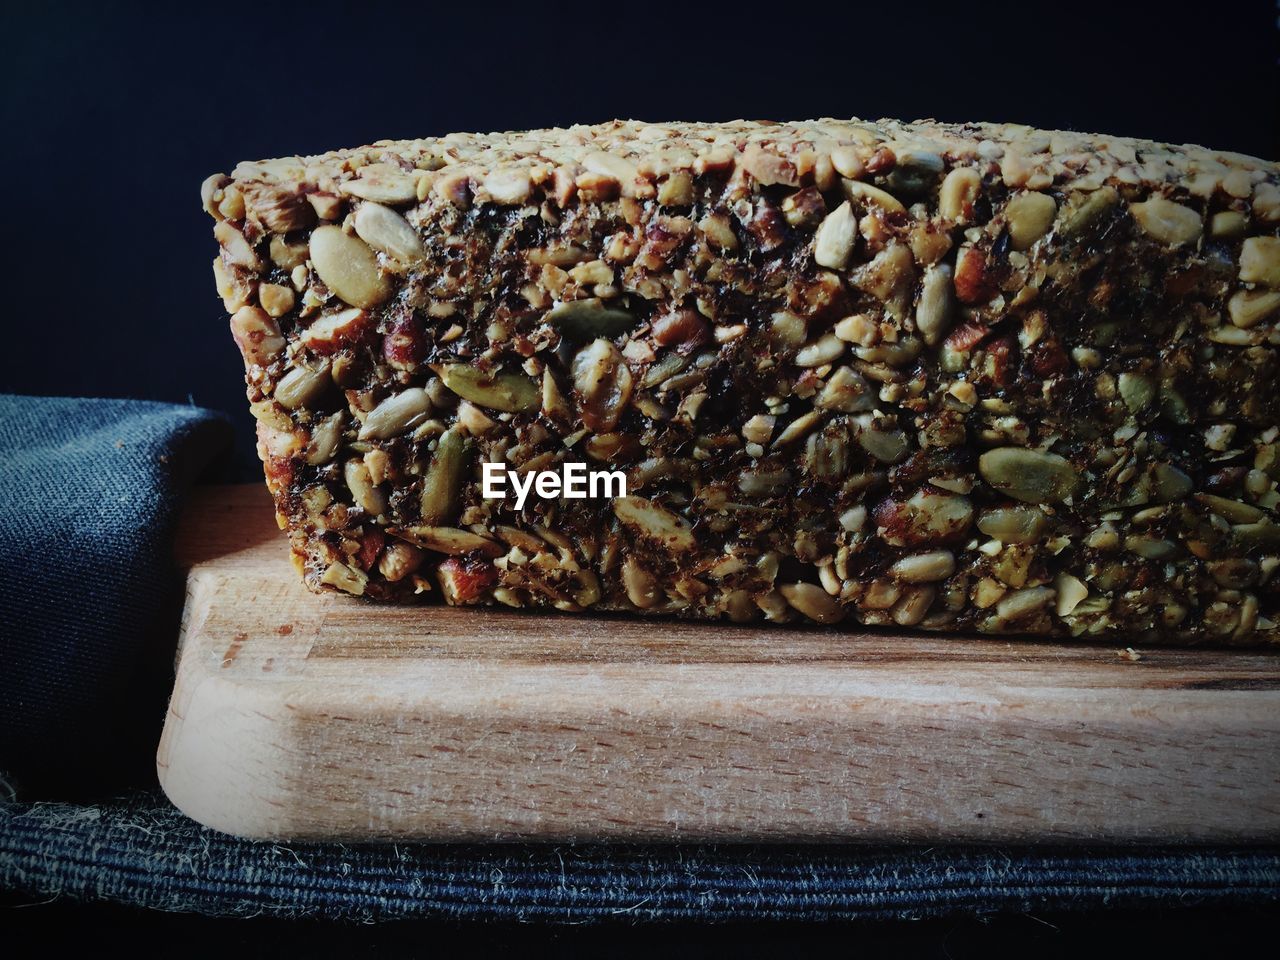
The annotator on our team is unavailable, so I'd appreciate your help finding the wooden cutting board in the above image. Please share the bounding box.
[157,485,1280,842]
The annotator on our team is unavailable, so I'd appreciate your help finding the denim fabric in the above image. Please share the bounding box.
[0,395,1277,922]
[0,396,232,790]
[3,793,1278,922]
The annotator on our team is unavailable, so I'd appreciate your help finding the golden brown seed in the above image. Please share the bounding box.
[308,225,391,308]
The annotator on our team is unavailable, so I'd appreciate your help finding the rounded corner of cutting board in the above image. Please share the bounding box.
[156,665,311,841]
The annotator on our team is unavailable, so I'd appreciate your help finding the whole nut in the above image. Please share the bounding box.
[780,582,845,624]
[339,165,419,204]
[309,225,391,308]
[353,202,426,266]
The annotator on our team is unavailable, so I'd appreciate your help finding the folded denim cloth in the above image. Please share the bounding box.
[0,396,232,793]
[1,394,1277,922]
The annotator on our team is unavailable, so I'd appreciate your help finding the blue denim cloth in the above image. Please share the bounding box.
[3,793,1279,922]
[0,395,1277,921]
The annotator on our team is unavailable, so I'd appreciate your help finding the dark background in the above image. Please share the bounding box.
[3,0,1276,472]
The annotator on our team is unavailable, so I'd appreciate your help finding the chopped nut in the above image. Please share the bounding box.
[229,306,284,367]
[259,283,296,318]
[1129,196,1202,247]
[1005,192,1057,250]
[572,339,634,431]
[1240,237,1280,288]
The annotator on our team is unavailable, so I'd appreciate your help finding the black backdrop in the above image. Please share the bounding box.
[3,0,1277,472]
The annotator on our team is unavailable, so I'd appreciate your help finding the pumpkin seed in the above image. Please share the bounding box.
[854,414,909,463]
[1058,187,1118,238]
[1124,534,1179,560]
[1196,493,1263,524]
[1208,558,1259,589]
[1233,520,1280,550]
[978,447,1080,504]
[1151,463,1193,503]
[1117,371,1156,413]
[419,428,468,526]
[441,364,540,413]
[545,298,637,339]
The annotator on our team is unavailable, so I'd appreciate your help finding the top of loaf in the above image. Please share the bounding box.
[208,117,1279,215]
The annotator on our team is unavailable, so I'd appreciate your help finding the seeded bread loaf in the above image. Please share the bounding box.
[204,117,1280,644]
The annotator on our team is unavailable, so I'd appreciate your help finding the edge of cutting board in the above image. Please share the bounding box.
[157,485,1280,842]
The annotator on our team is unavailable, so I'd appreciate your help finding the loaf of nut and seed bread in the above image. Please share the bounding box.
[204,118,1280,644]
